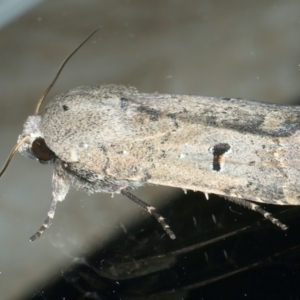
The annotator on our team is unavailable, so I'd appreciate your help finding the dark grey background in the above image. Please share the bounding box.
[0,1,299,299]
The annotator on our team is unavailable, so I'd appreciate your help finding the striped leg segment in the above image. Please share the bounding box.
[225,196,288,230]
[30,161,70,242]
[30,197,58,242]
[121,189,176,239]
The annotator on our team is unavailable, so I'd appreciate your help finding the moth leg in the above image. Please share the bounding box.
[121,189,176,239]
[29,196,58,242]
[225,196,288,230]
[30,161,70,242]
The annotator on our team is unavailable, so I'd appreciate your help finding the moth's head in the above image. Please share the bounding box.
[0,28,100,180]
[18,115,55,164]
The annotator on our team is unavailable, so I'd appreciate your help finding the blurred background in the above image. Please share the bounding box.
[0,1,300,299]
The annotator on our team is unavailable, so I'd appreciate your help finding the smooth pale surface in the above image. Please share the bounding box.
[0,1,299,299]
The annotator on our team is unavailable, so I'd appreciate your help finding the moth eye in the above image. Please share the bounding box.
[31,138,53,161]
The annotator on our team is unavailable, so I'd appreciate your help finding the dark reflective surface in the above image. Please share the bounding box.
[27,192,300,299]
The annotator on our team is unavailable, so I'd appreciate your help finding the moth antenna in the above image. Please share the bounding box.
[0,135,30,178]
[35,27,101,114]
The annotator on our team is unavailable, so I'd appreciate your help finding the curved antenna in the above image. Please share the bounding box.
[35,27,101,114]
[0,135,30,178]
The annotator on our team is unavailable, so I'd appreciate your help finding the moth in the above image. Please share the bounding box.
[1,29,299,242]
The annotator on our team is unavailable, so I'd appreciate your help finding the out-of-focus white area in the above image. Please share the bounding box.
[0,1,299,299]
[0,0,42,29]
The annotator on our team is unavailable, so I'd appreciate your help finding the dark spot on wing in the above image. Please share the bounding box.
[97,144,107,154]
[160,133,170,144]
[212,143,231,171]
[137,106,160,121]
[142,171,152,182]
[206,115,217,126]
[120,97,129,109]
[159,150,166,159]
[167,113,179,129]
[62,105,69,111]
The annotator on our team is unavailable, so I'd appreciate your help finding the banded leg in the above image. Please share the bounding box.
[30,197,58,242]
[121,189,176,239]
[225,196,288,230]
[30,161,70,242]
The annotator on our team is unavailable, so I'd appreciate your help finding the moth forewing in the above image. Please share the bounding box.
[38,85,300,205]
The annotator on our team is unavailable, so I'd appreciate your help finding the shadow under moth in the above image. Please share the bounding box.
[1,29,299,242]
